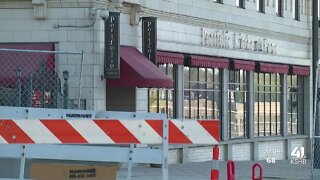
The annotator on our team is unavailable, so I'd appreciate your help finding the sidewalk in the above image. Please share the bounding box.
[117,160,319,180]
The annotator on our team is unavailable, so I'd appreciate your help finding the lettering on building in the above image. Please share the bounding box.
[201,28,278,54]
[142,17,157,64]
[104,12,120,79]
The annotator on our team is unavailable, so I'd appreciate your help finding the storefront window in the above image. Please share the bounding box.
[254,73,281,136]
[184,67,220,119]
[228,70,247,138]
[149,64,175,118]
[287,75,303,135]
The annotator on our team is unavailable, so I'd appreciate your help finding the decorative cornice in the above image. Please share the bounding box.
[141,8,310,45]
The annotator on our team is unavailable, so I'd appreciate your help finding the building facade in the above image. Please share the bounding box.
[0,0,312,163]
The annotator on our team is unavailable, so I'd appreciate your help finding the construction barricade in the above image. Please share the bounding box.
[0,106,220,180]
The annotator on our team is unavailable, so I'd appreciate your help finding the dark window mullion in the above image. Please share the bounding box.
[263,73,266,136]
[205,68,208,119]
[188,69,191,118]
[269,73,272,136]
[243,71,246,138]
[197,68,200,119]
[257,73,260,136]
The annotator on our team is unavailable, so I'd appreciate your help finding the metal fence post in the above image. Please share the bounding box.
[15,68,22,107]
[19,145,26,180]
[63,71,69,109]
[26,74,33,107]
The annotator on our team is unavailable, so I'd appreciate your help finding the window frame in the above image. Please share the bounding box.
[254,72,281,137]
[287,74,304,135]
[183,66,221,119]
[148,64,176,118]
[228,69,248,139]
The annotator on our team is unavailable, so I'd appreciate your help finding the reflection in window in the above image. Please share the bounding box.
[184,67,220,119]
[149,64,175,118]
[287,75,303,134]
[228,70,247,138]
[254,73,281,136]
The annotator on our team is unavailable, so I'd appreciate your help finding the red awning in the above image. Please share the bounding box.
[233,59,256,71]
[291,66,310,76]
[157,51,184,65]
[107,46,173,88]
[189,55,229,68]
[0,43,55,87]
[259,62,289,74]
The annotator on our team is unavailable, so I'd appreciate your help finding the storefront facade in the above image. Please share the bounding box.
[0,0,312,162]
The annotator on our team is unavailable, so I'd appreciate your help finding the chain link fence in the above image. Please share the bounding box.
[0,48,84,109]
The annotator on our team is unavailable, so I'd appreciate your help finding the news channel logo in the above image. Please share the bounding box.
[290,146,307,165]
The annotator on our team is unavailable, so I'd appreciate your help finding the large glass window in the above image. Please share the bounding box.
[149,64,175,118]
[254,73,281,136]
[184,67,220,119]
[287,75,303,134]
[228,70,247,138]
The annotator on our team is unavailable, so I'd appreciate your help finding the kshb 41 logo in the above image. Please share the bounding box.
[291,147,307,165]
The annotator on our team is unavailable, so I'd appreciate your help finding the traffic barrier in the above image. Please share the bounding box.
[252,163,263,180]
[210,145,219,180]
[227,160,235,180]
[0,119,219,144]
[0,107,220,180]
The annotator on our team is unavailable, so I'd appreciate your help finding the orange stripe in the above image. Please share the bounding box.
[198,120,220,142]
[0,120,34,143]
[41,120,87,143]
[94,120,140,144]
[146,120,192,144]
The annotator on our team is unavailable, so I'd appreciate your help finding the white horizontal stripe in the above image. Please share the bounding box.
[121,120,162,144]
[0,136,7,144]
[171,120,218,144]
[14,120,61,144]
[67,120,115,144]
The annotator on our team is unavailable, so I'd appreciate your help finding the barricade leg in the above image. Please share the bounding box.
[127,144,134,180]
[211,145,219,180]
[227,160,235,180]
[19,145,26,180]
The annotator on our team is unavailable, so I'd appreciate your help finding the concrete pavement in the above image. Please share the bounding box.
[117,160,320,180]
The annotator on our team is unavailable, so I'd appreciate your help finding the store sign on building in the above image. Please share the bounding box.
[142,17,157,64]
[201,28,278,54]
[104,12,120,79]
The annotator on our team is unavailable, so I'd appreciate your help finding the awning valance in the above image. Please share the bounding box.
[157,51,184,65]
[187,55,229,68]
[258,62,289,74]
[233,59,256,71]
[107,46,173,88]
[291,66,310,76]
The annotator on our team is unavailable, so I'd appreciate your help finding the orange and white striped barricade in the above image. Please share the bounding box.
[0,106,220,180]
